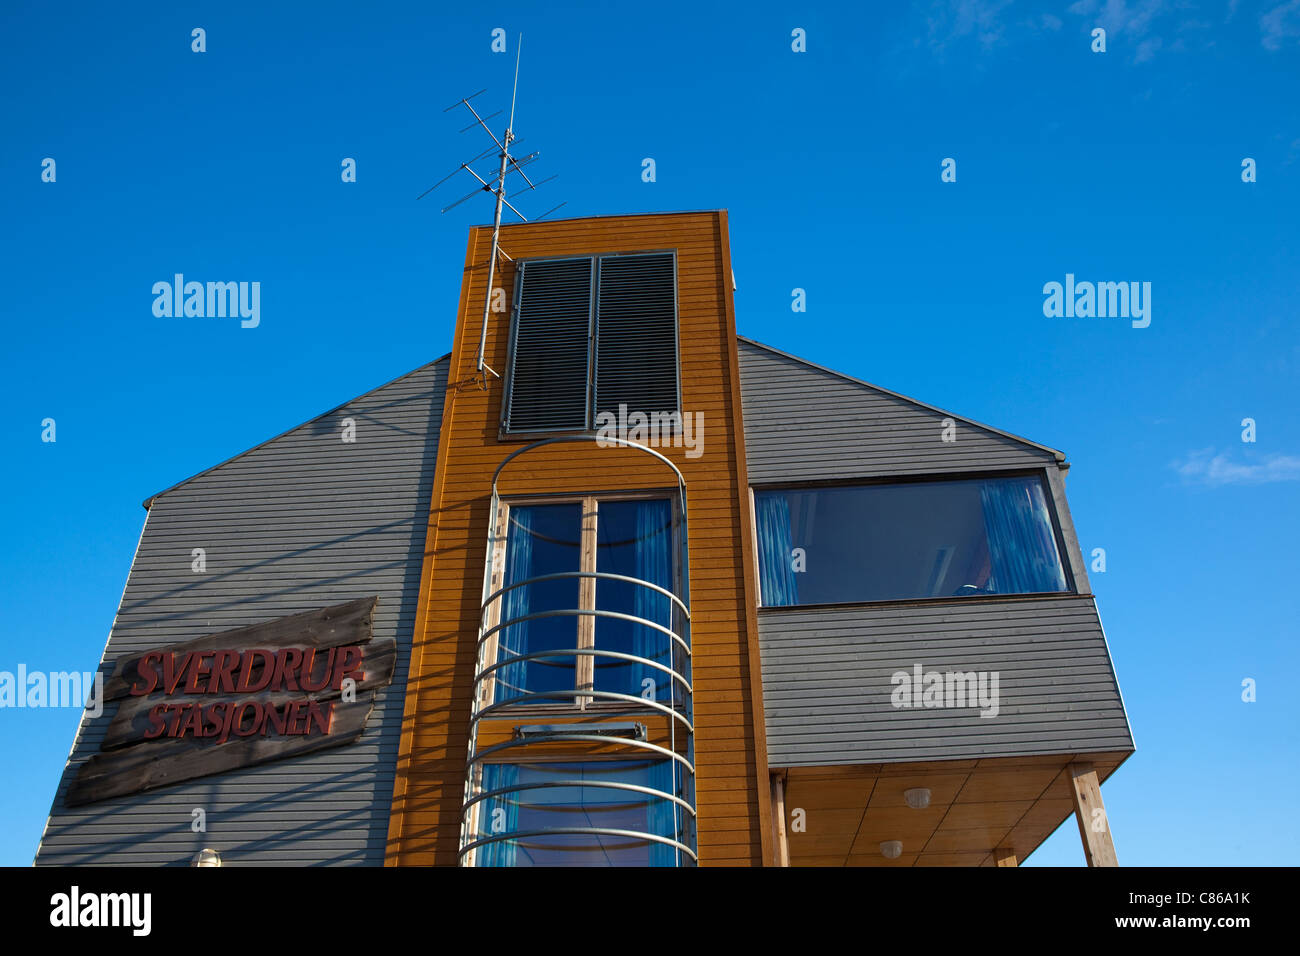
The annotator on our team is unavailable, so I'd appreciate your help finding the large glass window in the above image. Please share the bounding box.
[595,499,679,706]
[494,502,583,703]
[487,496,682,707]
[754,474,1070,606]
[471,759,688,867]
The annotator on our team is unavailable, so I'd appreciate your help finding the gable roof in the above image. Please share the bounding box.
[141,333,1065,513]
[142,354,452,509]
[737,336,1066,464]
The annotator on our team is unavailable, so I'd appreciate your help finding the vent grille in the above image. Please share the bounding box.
[503,252,680,434]
[505,258,593,432]
[595,253,679,421]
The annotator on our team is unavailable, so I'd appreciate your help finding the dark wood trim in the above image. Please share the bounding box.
[748,465,1056,491]
[755,590,1090,615]
[719,209,775,867]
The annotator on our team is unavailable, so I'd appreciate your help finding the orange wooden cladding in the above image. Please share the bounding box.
[384,211,773,866]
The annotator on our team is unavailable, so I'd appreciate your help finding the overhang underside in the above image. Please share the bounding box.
[778,749,1132,866]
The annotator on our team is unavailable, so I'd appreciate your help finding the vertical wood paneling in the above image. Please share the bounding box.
[385,211,770,866]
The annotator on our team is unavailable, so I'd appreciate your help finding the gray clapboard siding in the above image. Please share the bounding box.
[759,595,1134,766]
[35,356,448,866]
[736,338,1061,482]
[737,338,1130,766]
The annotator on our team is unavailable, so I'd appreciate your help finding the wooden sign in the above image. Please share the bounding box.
[66,597,395,807]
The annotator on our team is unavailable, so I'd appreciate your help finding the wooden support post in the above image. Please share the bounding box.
[993,847,1018,867]
[770,772,790,867]
[575,497,598,708]
[1068,761,1118,867]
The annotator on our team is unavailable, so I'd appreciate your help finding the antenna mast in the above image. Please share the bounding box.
[419,34,566,383]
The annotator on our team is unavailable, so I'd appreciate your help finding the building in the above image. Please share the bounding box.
[35,210,1134,867]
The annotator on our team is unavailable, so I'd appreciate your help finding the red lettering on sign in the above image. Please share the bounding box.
[299,647,334,693]
[178,703,204,738]
[236,650,273,693]
[143,703,168,739]
[184,651,213,694]
[306,700,331,735]
[162,652,193,695]
[283,700,304,734]
[263,700,288,735]
[209,650,238,693]
[272,649,302,693]
[121,642,375,749]
[131,652,162,696]
[233,701,260,737]
[332,646,363,690]
[202,702,226,738]
[216,701,237,744]
[164,703,186,737]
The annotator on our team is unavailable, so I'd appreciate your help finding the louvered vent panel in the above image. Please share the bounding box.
[505,258,593,432]
[594,253,680,419]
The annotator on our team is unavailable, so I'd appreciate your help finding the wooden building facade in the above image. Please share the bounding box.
[36,211,1132,867]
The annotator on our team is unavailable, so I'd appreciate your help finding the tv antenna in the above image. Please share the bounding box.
[419,34,565,382]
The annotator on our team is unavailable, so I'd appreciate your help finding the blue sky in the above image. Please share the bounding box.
[2,0,1297,866]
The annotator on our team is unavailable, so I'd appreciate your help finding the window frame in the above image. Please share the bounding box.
[499,250,682,440]
[480,489,685,713]
[750,468,1078,610]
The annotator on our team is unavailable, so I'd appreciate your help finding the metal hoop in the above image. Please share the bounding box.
[461,435,696,867]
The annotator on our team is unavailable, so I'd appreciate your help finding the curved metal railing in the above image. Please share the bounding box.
[458,436,696,867]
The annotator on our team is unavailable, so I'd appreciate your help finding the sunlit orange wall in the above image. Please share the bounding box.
[384,211,772,865]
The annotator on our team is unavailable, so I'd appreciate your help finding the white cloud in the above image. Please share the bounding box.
[1261,0,1300,50]
[1134,35,1164,60]
[1069,0,1170,36]
[1172,448,1300,486]
[1284,137,1300,167]
[922,0,1260,60]
[1066,0,1207,62]
[926,0,1016,53]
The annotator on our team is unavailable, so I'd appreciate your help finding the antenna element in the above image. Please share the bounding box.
[419,34,563,382]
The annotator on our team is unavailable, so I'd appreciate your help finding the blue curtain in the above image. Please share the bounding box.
[979,479,1068,594]
[755,493,799,606]
[495,507,534,704]
[477,764,520,866]
[645,759,678,867]
[631,500,673,704]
